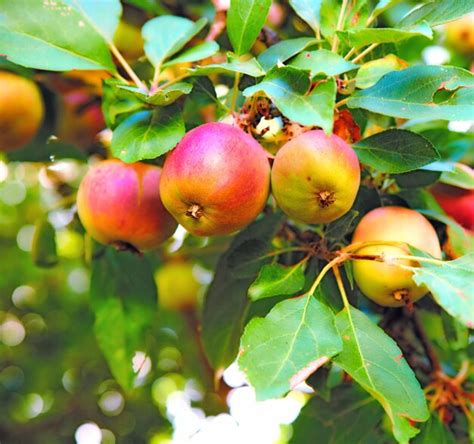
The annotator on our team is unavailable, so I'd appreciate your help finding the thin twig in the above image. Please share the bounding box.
[150,63,162,93]
[230,72,242,112]
[351,43,379,63]
[411,309,442,373]
[182,309,219,392]
[315,26,321,42]
[332,0,349,53]
[109,43,147,90]
[158,73,191,91]
[386,254,445,266]
[335,97,349,108]
[366,13,376,27]
[307,255,347,296]
[333,266,350,309]
[342,240,410,254]
[344,47,356,60]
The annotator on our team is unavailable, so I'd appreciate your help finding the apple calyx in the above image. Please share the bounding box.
[317,190,335,208]
[186,204,204,220]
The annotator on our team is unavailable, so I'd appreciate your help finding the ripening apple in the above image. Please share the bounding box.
[0,71,44,151]
[160,122,271,236]
[352,206,442,307]
[77,159,177,251]
[445,13,474,55]
[271,130,361,224]
[155,260,201,311]
[56,91,105,149]
[267,2,285,28]
[430,166,474,231]
[113,20,145,60]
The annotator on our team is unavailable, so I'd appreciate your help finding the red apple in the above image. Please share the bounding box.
[271,130,360,224]
[77,159,177,251]
[160,122,271,236]
[431,182,474,231]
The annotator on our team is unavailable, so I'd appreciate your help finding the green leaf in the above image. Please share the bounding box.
[239,295,342,400]
[163,41,219,68]
[31,218,58,268]
[65,0,122,42]
[142,16,207,67]
[333,306,429,444]
[372,0,404,19]
[183,77,227,129]
[117,82,193,106]
[408,248,474,329]
[248,262,306,301]
[290,49,358,77]
[190,55,265,77]
[399,0,474,27]
[111,106,185,163]
[0,0,115,71]
[289,0,322,33]
[243,67,336,133]
[412,415,457,444]
[353,129,440,174]
[338,23,432,49]
[320,0,369,38]
[348,66,474,121]
[124,0,167,14]
[395,169,441,189]
[102,79,145,129]
[202,213,283,369]
[257,37,317,72]
[355,54,408,89]
[439,162,474,189]
[291,385,384,444]
[90,249,157,391]
[227,240,275,278]
[227,0,272,55]
[418,209,474,258]
[325,210,360,241]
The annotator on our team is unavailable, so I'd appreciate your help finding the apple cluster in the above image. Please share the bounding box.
[76,122,362,248]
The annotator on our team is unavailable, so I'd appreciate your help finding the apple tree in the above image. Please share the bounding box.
[0,0,473,443]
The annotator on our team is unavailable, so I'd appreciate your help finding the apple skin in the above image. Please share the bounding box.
[0,71,44,151]
[430,182,474,231]
[160,122,271,236]
[155,261,201,311]
[77,159,177,251]
[445,13,474,55]
[267,2,285,28]
[113,20,144,60]
[271,130,361,224]
[352,206,442,307]
[57,91,105,149]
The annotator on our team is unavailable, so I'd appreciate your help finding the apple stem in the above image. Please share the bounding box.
[307,254,348,297]
[186,204,203,220]
[333,265,350,309]
[109,43,147,91]
[411,308,442,373]
[332,0,349,53]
